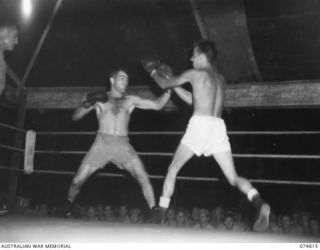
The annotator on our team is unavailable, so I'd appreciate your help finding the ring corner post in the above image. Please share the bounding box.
[8,88,28,214]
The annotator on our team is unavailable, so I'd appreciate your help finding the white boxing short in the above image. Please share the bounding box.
[181,115,231,156]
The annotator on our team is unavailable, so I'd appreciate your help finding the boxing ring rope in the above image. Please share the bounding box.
[33,149,320,159]
[0,143,25,153]
[36,130,320,135]
[1,162,320,186]
[0,122,26,155]
[24,169,320,186]
[0,122,26,133]
[1,121,320,186]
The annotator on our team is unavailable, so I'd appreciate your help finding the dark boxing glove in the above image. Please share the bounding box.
[157,64,173,80]
[141,58,161,75]
[82,90,108,108]
[141,59,173,80]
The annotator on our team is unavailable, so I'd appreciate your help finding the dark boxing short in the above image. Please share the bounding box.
[81,133,139,170]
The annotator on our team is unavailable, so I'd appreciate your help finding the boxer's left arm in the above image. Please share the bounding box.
[129,89,172,111]
[142,59,194,89]
[152,69,195,90]
[173,87,192,105]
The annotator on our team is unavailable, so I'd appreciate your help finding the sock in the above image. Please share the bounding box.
[65,199,73,213]
[159,196,170,209]
[252,194,265,209]
[247,188,265,209]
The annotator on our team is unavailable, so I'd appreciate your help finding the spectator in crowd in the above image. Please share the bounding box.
[233,210,250,231]
[96,204,104,221]
[176,209,188,228]
[0,192,8,216]
[129,208,143,224]
[48,204,58,217]
[309,218,320,237]
[223,211,236,231]
[300,212,311,235]
[164,208,177,226]
[211,206,225,229]
[118,205,130,223]
[102,205,117,222]
[290,211,304,234]
[15,196,32,215]
[78,204,87,219]
[266,210,282,233]
[86,205,98,220]
[280,214,295,234]
[102,205,115,222]
[194,208,213,229]
[35,203,48,216]
[188,207,199,226]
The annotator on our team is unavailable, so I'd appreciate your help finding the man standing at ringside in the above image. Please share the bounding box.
[0,25,18,216]
[0,25,18,97]
[64,69,171,217]
[142,40,270,231]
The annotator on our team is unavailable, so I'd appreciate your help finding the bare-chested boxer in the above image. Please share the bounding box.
[64,69,171,217]
[0,25,18,96]
[142,40,270,231]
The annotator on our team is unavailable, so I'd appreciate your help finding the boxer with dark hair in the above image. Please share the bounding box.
[142,39,270,231]
[64,69,171,217]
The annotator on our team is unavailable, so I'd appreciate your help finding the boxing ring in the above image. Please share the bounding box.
[0,121,319,243]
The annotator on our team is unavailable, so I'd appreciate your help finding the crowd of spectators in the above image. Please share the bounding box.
[12,196,320,237]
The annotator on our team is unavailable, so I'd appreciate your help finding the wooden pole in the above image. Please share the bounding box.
[189,0,209,39]
[8,88,27,213]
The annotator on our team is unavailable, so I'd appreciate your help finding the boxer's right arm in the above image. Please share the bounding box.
[72,105,94,121]
[82,90,108,108]
[72,90,108,121]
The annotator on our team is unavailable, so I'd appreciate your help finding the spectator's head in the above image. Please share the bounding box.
[48,205,58,217]
[16,196,31,211]
[79,205,87,219]
[86,205,97,220]
[176,209,186,226]
[291,211,301,226]
[129,208,141,224]
[198,208,210,227]
[119,205,128,217]
[103,205,114,218]
[301,212,311,230]
[38,203,48,216]
[191,207,199,222]
[224,211,235,230]
[269,210,278,222]
[96,204,104,218]
[214,206,225,222]
[309,218,319,235]
[167,208,176,223]
[281,215,292,230]
[233,210,243,222]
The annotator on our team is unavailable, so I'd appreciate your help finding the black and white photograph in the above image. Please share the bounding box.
[0,0,320,247]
